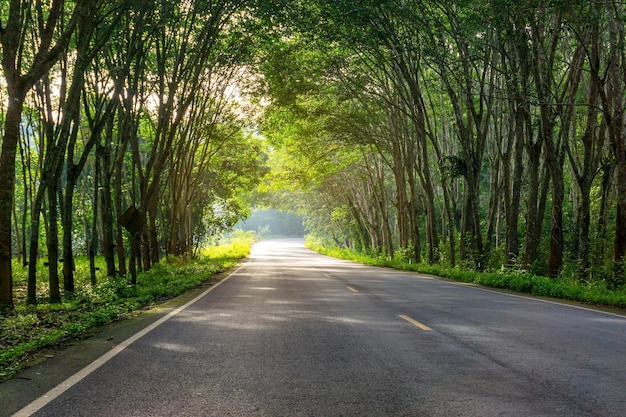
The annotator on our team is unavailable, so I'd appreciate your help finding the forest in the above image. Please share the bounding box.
[1,0,626,312]
[259,0,626,290]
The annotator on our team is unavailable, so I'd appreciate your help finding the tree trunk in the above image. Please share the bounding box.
[0,0,82,310]
[523,139,545,268]
[502,22,532,265]
[546,158,564,278]
[614,149,626,281]
[485,157,501,255]
[390,141,409,252]
[417,135,438,264]
[608,3,626,287]
[146,195,159,267]
[27,179,49,305]
[89,156,100,286]
[98,144,116,277]
[62,165,78,293]
[141,229,151,272]
[12,203,21,265]
[613,106,626,286]
[441,181,456,268]
[461,158,485,269]
[114,142,128,276]
[595,161,615,263]
[46,183,61,303]
[129,232,140,285]
[572,73,601,274]
[506,104,526,263]
[19,139,30,268]
[0,94,25,309]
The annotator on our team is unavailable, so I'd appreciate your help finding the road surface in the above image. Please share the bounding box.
[3,238,626,416]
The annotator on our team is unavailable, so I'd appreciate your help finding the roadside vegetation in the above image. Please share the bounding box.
[0,235,255,382]
[307,240,626,311]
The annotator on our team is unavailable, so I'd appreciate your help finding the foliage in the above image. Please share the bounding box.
[0,238,253,381]
[439,156,468,179]
[256,0,626,284]
[201,230,255,260]
[0,0,269,310]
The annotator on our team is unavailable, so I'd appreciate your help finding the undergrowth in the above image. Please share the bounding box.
[307,242,626,310]
[0,236,254,381]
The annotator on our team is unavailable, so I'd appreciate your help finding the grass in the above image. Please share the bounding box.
[0,236,255,381]
[307,241,626,310]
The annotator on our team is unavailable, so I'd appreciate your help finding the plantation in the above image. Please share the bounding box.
[3,0,626,385]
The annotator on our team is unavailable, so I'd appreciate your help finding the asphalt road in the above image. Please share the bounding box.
[3,238,626,416]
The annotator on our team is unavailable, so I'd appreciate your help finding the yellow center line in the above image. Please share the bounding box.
[346,286,359,293]
[399,314,432,331]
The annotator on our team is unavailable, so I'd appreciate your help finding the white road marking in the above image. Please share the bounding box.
[455,281,626,319]
[12,262,247,417]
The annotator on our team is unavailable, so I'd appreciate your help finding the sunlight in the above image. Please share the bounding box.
[152,342,197,353]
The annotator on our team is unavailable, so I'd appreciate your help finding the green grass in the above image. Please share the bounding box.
[0,237,254,381]
[307,241,626,310]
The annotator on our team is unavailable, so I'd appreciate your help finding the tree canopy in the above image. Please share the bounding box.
[1,0,626,310]
[256,0,626,287]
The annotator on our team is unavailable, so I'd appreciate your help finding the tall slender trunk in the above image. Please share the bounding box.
[60,110,85,294]
[523,139,545,268]
[141,230,151,272]
[546,154,564,278]
[46,183,61,303]
[12,202,21,265]
[612,108,626,286]
[19,139,30,268]
[417,134,438,264]
[506,104,526,263]
[98,143,116,277]
[503,23,531,265]
[27,178,47,304]
[146,193,159,267]
[0,95,25,309]
[441,181,456,267]
[129,233,139,285]
[62,165,78,293]
[114,139,128,276]
[485,157,501,255]
[573,78,601,273]
[606,3,626,286]
[595,161,615,262]
[0,0,82,310]
[89,156,100,286]
[460,155,485,268]
[420,168,438,264]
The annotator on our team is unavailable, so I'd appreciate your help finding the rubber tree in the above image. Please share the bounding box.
[0,0,83,309]
[133,0,247,270]
[593,1,626,287]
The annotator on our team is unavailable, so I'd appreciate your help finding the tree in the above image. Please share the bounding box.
[255,0,625,284]
[133,0,247,270]
[0,0,83,309]
[592,1,626,287]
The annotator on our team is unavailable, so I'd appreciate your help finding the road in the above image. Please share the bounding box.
[3,238,626,416]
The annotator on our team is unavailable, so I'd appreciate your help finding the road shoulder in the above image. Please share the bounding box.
[0,279,221,417]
